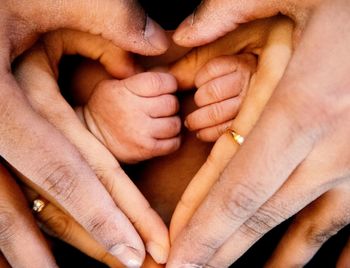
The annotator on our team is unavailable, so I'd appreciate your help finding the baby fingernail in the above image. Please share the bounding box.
[110,244,143,268]
[147,241,168,264]
[145,17,169,52]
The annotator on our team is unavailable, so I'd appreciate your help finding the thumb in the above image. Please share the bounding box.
[41,29,140,78]
[9,0,169,56]
[173,0,280,47]
[169,17,277,89]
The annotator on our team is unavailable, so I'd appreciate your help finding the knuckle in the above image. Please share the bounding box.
[147,72,163,92]
[163,95,179,114]
[42,214,73,241]
[208,80,224,102]
[305,218,348,246]
[169,117,181,133]
[85,213,112,237]
[220,183,261,222]
[242,207,285,238]
[205,58,223,78]
[207,104,223,123]
[273,87,340,137]
[0,211,16,243]
[38,162,78,203]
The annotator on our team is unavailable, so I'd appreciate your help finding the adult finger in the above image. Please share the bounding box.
[0,253,10,268]
[17,30,171,264]
[173,0,311,47]
[169,18,293,241]
[169,17,280,90]
[337,237,350,268]
[266,186,350,267]
[206,127,350,267]
[0,164,57,268]
[185,97,241,131]
[15,38,169,266]
[4,73,145,266]
[23,187,125,268]
[45,29,140,78]
[6,0,168,57]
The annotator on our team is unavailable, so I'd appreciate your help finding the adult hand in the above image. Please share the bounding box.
[168,17,292,142]
[14,29,170,266]
[1,1,168,267]
[172,0,319,47]
[0,163,56,267]
[265,184,350,267]
[167,1,350,267]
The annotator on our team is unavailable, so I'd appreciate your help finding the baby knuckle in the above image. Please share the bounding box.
[163,95,179,114]
[148,72,163,91]
[169,117,181,132]
[205,59,223,78]
[208,104,223,123]
[208,80,224,102]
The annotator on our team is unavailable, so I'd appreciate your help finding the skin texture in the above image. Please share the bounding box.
[79,72,181,163]
[166,0,350,267]
[13,29,170,267]
[0,0,172,267]
[10,4,346,264]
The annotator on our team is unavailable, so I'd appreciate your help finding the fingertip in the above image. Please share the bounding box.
[145,17,170,54]
[146,242,169,264]
[172,15,195,47]
[109,244,144,268]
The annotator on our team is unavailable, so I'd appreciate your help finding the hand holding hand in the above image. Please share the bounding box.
[168,1,350,267]
[81,72,181,163]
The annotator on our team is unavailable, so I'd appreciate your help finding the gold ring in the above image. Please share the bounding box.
[32,199,46,213]
[226,128,245,145]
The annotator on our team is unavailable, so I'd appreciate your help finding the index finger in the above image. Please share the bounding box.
[0,74,145,267]
[169,17,293,241]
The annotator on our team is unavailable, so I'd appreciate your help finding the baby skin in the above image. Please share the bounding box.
[75,71,181,163]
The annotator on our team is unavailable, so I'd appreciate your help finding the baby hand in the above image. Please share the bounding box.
[185,54,256,142]
[80,72,181,163]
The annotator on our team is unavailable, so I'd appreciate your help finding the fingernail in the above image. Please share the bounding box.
[110,244,143,268]
[145,17,169,52]
[184,120,189,128]
[146,242,168,264]
[173,15,193,44]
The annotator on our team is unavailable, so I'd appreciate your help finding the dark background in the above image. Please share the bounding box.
[54,1,350,267]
